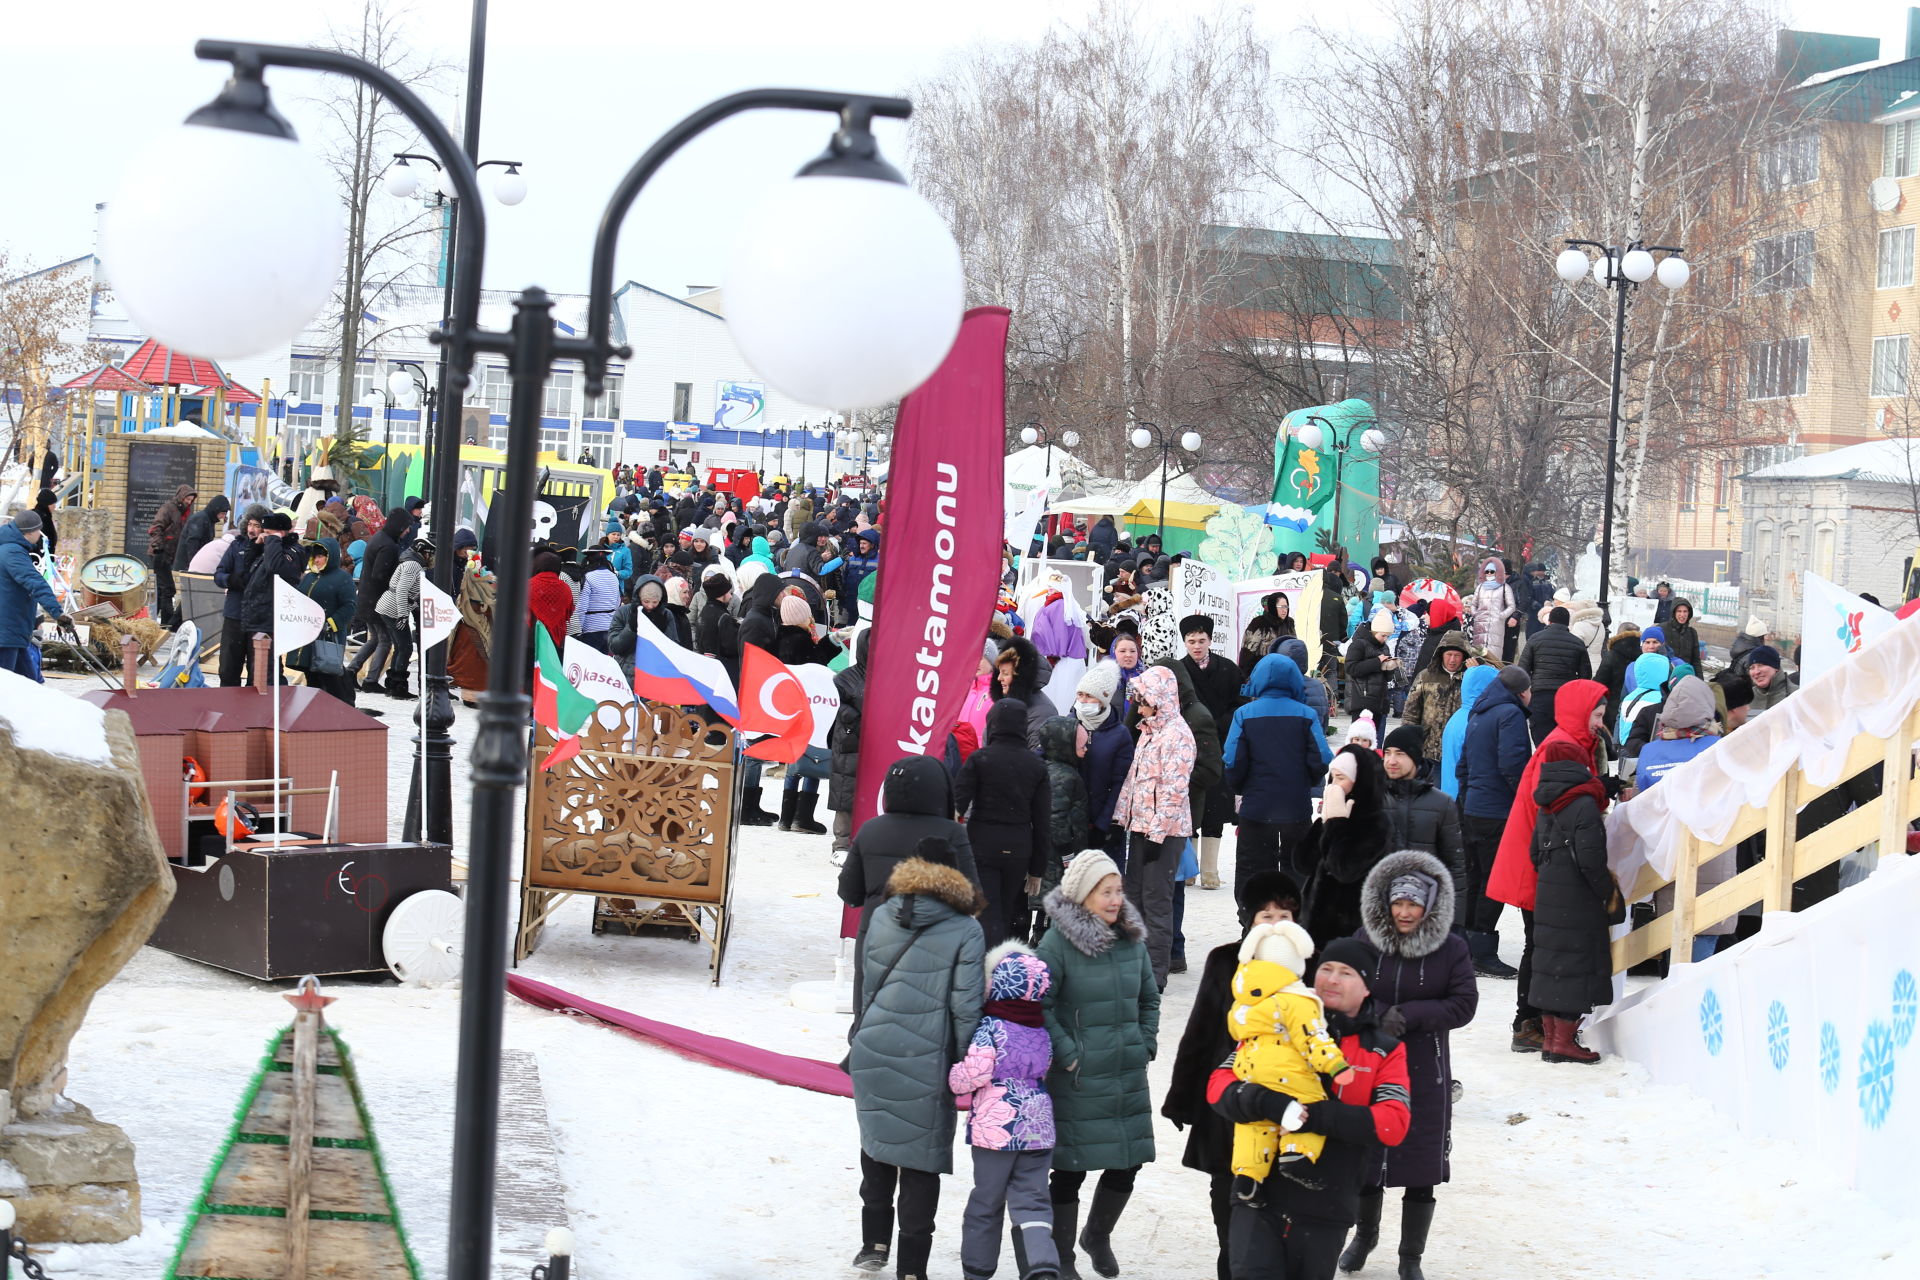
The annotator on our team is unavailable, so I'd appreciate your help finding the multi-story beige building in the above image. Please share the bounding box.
[1637,19,1920,584]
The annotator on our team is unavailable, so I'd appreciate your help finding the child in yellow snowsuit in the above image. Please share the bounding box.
[1226,920,1353,1199]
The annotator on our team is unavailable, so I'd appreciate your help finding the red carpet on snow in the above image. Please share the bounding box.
[505,973,854,1098]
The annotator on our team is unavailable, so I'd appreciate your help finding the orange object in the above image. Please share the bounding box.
[184,756,208,804]
[214,798,259,840]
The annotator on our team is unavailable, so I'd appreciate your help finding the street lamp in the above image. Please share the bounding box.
[1553,238,1690,622]
[1018,422,1080,493]
[105,40,961,1280]
[1292,413,1382,557]
[1127,421,1201,542]
[838,416,888,481]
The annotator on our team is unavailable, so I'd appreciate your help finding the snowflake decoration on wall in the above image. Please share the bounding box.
[1766,1001,1790,1071]
[1820,1023,1842,1094]
[1858,1021,1897,1130]
[1197,503,1277,583]
[1699,989,1725,1056]
[1892,970,1917,1048]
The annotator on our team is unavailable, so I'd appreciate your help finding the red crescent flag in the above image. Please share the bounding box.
[737,642,811,763]
[845,306,1010,935]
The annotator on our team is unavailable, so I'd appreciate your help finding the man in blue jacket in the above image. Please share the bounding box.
[1458,664,1531,979]
[0,512,70,680]
[1223,652,1333,897]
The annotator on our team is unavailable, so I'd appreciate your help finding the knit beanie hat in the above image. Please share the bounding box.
[1642,625,1666,645]
[983,638,999,665]
[1060,849,1122,906]
[1316,935,1380,981]
[1748,644,1782,670]
[1348,709,1377,747]
[780,595,813,626]
[1388,869,1440,912]
[1370,608,1395,635]
[1382,724,1425,759]
[11,510,42,533]
[1240,920,1314,977]
[1497,665,1531,694]
[1076,661,1121,710]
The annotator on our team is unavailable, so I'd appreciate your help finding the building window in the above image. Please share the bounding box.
[385,413,421,447]
[1872,334,1910,397]
[581,429,614,469]
[543,368,574,419]
[477,365,511,417]
[539,426,572,459]
[1746,336,1809,400]
[1886,120,1920,178]
[1679,460,1697,513]
[284,413,324,457]
[1758,130,1819,190]
[288,356,328,403]
[588,371,623,421]
[1878,226,1915,289]
[1751,231,1814,294]
[353,360,376,403]
[1714,459,1731,511]
[672,381,693,422]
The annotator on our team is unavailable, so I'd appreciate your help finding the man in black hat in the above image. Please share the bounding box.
[1179,613,1242,890]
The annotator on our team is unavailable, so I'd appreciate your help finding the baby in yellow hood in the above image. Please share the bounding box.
[1226,920,1353,1200]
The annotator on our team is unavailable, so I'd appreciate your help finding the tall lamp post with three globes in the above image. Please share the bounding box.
[1128,421,1201,543]
[99,40,963,1278]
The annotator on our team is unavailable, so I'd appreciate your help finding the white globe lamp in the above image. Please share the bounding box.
[1591,256,1612,287]
[1360,427,1387,454]
[1180,430,1202,452]
[1062,429,1080,447]
[1620,248,1656,283]
[1554,247,1590,284]
[102,81,343,360]
[493,165,527,206]
[387,368,418,406]
[1295,421,1325,451]
[726,135,963,409]
[1657,255,1692,290]
[1020,425,1040,445]
[1128,427,1153,450]
[385,162,421,199]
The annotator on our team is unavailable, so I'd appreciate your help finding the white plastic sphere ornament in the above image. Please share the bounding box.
[1180,429,1202,452]
[1360,427,1387,454]
[1657,255,1692,290]
[725,175,963,408]
[1554,247,1590,284]
[103,126,343,360]
[385,164,420,199]
[1295,422,1325,451]
[1620,248,1656,283]
[493,167,527,206]
[1021,425,1039,445]
[1129,427,1153,450]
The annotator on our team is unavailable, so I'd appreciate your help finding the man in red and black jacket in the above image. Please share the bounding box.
[1209,936,1412,1280]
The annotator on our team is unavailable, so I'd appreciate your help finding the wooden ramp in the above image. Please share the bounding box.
[170,981,419,1280]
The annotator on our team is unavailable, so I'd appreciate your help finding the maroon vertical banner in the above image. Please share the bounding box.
[842,306,1010,936]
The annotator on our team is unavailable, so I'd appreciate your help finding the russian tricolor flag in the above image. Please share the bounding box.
[626,609,741,723]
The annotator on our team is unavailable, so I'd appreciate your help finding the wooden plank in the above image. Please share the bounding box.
[492,1050,572,1280]
[208,1144,389,1216]
[1691,861,1772,932]
[1795,729,1895,809]
[1880,708,1918,861]
[274,1036,342,1069]
[245,1070,365,1141]
[1612,909,1673,973]
[1667,832,1701,965]
[1793,804,1881,880]
[174,1213,415,1279]
[287,1013,319,1280]
[1763,770,1798,913]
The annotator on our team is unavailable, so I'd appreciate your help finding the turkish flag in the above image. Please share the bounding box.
[737,643,811,763]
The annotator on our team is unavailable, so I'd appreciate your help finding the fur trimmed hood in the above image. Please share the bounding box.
[1359,849,1456,958]
[884,857,985,920]
[1041,886,1146,956]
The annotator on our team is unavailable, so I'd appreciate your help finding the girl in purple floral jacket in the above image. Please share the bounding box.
[950,943,1059,1280]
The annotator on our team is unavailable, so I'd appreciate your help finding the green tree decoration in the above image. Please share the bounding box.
[1198,503,1275,581]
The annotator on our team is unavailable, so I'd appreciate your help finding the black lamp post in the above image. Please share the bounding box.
[1553,239,1691,623]
[1127,421,1201,543]
[156,40,927,1280]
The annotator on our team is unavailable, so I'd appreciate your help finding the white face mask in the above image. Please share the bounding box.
[1075,697,1107,731]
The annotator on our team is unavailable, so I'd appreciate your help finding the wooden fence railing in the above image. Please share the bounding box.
[1610,703,1920,974]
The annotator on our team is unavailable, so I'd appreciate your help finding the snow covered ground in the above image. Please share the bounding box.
[33,673,1920,1278]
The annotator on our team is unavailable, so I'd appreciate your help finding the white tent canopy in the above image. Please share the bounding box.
[1004,443,1097,494]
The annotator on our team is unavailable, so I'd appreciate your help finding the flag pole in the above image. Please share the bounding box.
[419,590,429,839]
[273,641,283,844]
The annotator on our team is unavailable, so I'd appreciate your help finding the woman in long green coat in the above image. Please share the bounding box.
[1037,849,1160,1279]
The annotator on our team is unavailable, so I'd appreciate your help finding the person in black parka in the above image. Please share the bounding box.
[1297,745,1394,946]
[174,493,231,571]
[1527,757,1621,1065]
[1517,605,1594,743]
[993,634,1058,749]
[954,698,1053,949]
[827,627,872,857]
[1161,871,1303,1280]
[837,755,981,1005]
[1345,850,1479,1279]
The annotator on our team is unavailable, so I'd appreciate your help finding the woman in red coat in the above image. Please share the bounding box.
[1485,678,1610,1051]
[527,549,575,652]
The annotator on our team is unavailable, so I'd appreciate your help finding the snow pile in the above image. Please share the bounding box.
[0,668,111,764]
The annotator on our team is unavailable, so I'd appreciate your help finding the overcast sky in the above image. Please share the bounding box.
[4,0,1912,300]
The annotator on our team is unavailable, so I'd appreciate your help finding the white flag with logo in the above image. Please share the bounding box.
[565,635,640,741]
[1801,571,1897,675]
[272,575,326,657]
[419,577,459,652]
[793,662,841,749]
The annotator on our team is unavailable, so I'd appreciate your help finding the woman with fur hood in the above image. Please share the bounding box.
[1341,851,1479,1280]
[1297,745,1395,946]
[847,841,987,1278]
[1037,850,1161,1280]
[994,634,1059,749]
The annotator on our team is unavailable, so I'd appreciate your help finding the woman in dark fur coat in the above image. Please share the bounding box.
[1297,745,1394,945]
[1341,849,1478,1280]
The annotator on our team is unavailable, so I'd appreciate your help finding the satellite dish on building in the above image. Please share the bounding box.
[1870,176,1904,213]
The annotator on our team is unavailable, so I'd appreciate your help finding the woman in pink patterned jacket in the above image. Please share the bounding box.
[1113,664,1196,987]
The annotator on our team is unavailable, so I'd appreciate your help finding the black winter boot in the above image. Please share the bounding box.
[1079,1186,1129,1278]
[896,1227,933,1279]
[1396,1196,1435,1280]
[777,790,798,831]
[1340,1186,1383,1272]
[739,787,777,826]
[1467,930,1518,978]
[1051,1200,1082,1280]
[853,1206,891,1271]
[792,790,829,834]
